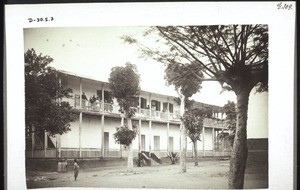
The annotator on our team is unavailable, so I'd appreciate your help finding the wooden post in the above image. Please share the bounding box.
[101,115,105,157]
[202,126,205,157]
[31,126,35,158]
[167,97,170,153]
[212,128,215,157]
[167,122,170,153]
[101,84,105,112]
[221,129,224,157]
[149,93,152,153]
[79,112,82,157]
[149,120,152,154]
[138,119,142,153]
[79,78,82,157]
[120,116,124,158]
[44,130,48,157]
[57,134,61,158]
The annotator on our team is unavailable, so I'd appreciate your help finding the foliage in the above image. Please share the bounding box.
[164,61,203,98]
[182,108,210,143]
[113,125,137,146]
[25,48,76,136]
[124,24,268,188]
[218,101,237,147]
[108,63,141,118]
[167,152,179,165]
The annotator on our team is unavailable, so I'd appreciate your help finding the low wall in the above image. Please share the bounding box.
[26,157,128,172]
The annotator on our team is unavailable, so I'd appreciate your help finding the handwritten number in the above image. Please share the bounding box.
[277,2,293,10]
[28,17,54,23]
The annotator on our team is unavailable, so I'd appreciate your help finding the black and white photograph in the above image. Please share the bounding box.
[4,2,296,190]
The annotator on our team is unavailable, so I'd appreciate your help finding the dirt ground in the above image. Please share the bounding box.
[26,157,268,189]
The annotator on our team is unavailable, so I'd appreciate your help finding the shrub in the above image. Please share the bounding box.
[113,126,137,146]
[167,151,179,165]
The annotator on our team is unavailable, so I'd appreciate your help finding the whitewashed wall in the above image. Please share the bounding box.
[80,115,101,148]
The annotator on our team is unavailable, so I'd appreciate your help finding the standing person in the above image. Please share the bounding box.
[73,159,79,181]
[81,92,88,108]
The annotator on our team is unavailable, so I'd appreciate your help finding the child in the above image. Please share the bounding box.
[73,159,79,181]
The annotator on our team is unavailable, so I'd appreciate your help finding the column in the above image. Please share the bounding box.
[31,126,35,158]
[79,78,82,157]
[138,95,141,114]
[212,127,215,157]
[167,122,170,153]
[149,120,152,154]
[44,130,48,157]
[167,97,170,153]
[221,129,224,156]
[79,112,82,157]
[138,119,142,153]
[101,84,105,112]
[202,126,205,157]
[101,115,105,157]
[57,134,61,158]
[120,116,124,158]
[148,93,152,153]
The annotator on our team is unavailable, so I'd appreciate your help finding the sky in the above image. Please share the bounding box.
[23,27,268,138]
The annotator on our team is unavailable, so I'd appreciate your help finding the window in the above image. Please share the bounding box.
[163,102,168,112]
[169,103,173,113]
[141,98,147,109]
[97,90,113,103]
[151,100,161,111]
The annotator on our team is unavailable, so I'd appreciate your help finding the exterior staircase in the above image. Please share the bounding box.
[139,151,161,166]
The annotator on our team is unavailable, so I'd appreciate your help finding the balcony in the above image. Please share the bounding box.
[62,97,181,121]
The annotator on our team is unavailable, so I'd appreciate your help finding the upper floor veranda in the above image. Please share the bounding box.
[58,70,227,128]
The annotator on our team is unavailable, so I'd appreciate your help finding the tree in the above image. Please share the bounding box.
[182,108,209,166]
[218,101,237,148]
[108,62,141,172]
[123,25,268,188]
[25,48,76,138]
[164,62,203,173]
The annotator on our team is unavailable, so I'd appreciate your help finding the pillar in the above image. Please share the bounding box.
[79,112,82,157]
[138,119,142,153]
[101,84,105,112]
[44,130,48,157]
[149,120,152,154]
[212,127,215,157]
[31,126,35,158]
[202,126,205,157]
[167,122,170,153]
[101,115,105,157]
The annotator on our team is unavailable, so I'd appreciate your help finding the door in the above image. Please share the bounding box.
[104,132,109,152]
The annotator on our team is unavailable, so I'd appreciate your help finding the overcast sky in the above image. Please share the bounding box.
[24,27,268,138]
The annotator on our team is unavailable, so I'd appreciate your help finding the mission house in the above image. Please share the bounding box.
[26,70,231,161]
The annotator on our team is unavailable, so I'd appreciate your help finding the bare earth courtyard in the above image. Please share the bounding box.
[26,153,268,189]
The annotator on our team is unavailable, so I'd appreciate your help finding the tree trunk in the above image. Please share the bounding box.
[179,95,187,173]
[193,141,198,166]
[228,89,250,189]
[127,118,134,172]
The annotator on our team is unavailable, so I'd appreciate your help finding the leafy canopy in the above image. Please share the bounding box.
[124,25,268,94]
[183,108,211,143]
[218,101,237,147]
[25,48,76,136]
[108,62,141,118]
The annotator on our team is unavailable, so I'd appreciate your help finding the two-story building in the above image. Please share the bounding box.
[26,70,231,160]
